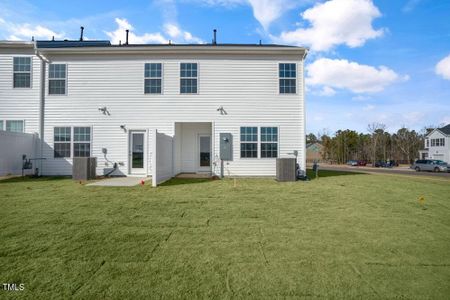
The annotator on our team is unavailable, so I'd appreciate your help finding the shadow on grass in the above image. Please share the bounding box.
[159,178,214,186]
[306,169,365,178]
[0,176,70,184]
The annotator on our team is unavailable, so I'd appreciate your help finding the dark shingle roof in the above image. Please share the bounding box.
[36,40,111,48]
[36,40,302,49]
[438,124,450,135]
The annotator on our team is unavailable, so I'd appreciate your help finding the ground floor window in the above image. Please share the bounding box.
[0,120,3,131]
[260,127,278,158]
[54,126,91,158]
[240,126,279,158]
[240,127,258,158]
[5,120,24,132]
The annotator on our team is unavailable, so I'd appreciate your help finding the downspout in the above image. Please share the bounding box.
[34,43,49,176]
[301,49,308,174]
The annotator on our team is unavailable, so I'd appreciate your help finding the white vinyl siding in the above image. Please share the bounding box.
[13,57,31,88]
[48,64,67,95]
[38,53,304,176]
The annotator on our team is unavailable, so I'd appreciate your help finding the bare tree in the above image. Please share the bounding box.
[367,123,386,167]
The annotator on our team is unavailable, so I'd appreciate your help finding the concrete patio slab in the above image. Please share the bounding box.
[87,177,151,187]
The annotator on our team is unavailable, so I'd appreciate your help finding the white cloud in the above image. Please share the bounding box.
[105,18,167,44]
[363,104,375,111]
[402,0,422,12]
[105,18,204,45]
[247,0,297,30]
[435,54,450,80]
[187,0,300,29]
[306,58,408,94]
[317,86,336,96]
[0,17,64,40]
[275,0,384,51]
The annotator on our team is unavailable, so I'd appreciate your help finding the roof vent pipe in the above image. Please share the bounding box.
[213,29,217,45]
[125,29,129,45]
[80,26,84,41]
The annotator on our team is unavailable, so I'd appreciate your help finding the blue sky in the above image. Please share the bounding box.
[1,0,449,134]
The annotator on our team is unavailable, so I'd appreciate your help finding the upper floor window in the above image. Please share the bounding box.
[431,138,445,147]
[240,127,258,158]
[279,63,296,94]
[260,127,278,158]
[6,120,24,132]
[180,63,198,94]
[13,57,31,88]
[144,63,162,94]
[49,64,67,95]
[426,139,429,148]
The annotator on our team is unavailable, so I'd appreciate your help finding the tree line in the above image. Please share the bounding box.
[307,123,436,164]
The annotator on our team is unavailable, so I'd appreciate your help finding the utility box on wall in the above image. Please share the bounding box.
[220,133,233,161]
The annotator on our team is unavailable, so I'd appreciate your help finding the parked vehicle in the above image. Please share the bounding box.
[374,160,398,168]
[411,159,448,172]
[357,160,367,166]
[346,160,358,166]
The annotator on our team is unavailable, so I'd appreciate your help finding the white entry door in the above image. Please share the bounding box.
[198,135,211,172]
[129,131,146,175]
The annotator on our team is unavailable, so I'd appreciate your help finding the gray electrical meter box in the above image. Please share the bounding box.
[220,133,233,160]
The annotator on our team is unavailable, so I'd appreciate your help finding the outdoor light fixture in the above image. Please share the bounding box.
[98,106,110,115]
[120,125,126,132]
[217,106,227,115]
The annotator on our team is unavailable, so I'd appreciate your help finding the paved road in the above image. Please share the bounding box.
[317,164,450,179]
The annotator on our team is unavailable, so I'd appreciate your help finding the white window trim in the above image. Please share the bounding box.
[260,126,279,159]
[144,62,164,95]
[4,119,25,132]
[48,63,68,96]
[53,125,93,159]
[278,62,298,95]
[12,56,33,89]
[239,126,259,159]
[179,62,199,95]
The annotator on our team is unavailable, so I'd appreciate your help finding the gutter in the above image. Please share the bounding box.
[37,45,308,56]
[34,43,50,176]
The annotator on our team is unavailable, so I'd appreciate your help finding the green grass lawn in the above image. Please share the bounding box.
[1,171,449,299]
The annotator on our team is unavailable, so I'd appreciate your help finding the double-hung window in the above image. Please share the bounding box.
[13,57,31,88]
[54,126,91,158]
[279,63,296,94]
[6,120,24,132]
[49,64,67,95]
[74,127,91,157]
[180,63,198,94]
[54,127,71,158]
[260,127,278,158]
[144,63,162,94]
[240,127,258,158]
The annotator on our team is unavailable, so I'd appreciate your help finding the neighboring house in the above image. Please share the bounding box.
[419,124,450,163]
[0,37,307,177]
[306,142,324,163]
[0,41,41,134]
